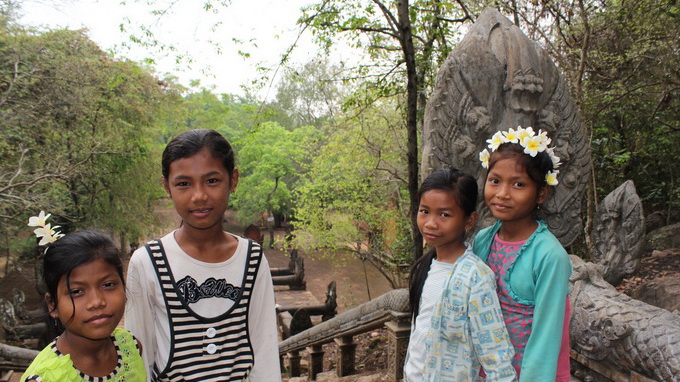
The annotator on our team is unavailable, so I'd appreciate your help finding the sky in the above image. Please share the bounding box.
[18,0,335,97]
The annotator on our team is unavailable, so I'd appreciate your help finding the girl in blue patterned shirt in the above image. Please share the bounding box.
[404,168,516,382]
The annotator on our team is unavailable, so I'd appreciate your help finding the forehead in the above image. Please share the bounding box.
[419,189,461,208]
[168,148,228,177]
[61,258,120,285]
[489,158,531,178]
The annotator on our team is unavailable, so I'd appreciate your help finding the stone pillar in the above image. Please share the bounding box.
[385,312,412,381]
[307,344,324,380]
[286,350,301,377]
[334,335,356,377]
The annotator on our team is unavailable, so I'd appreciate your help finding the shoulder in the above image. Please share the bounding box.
[530,224,569,261]
[457,251,495,286]
[21,344,78,382]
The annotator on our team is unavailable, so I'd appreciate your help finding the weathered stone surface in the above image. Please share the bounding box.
[591,180,645,285]
[570,255,680,381]
[646,222,680,252]
[631,275,680,313]
[421,8,590,246]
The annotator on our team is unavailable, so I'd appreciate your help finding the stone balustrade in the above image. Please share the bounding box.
[278,288,411,381]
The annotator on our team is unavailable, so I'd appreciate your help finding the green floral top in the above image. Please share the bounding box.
[21,328,146,382]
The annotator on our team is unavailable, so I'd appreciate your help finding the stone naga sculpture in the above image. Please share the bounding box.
[570,255,680,381]
[591,180,645,285]
[421,8,590,246]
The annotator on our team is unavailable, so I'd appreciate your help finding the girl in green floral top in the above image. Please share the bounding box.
[22,230,146,382]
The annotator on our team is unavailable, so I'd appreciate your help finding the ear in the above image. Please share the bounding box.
[45,293,58,318]
[229,169,239,193]
[163,177,172,198]
[465,211,478,233]
[537,185,550,205]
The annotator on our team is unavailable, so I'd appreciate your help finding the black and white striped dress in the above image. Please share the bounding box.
[144,239,262,382]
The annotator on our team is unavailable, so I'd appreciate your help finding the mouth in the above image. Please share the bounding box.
[491,203,511,210]
[85,314,112,325]
[422,232,439,240]
[190,208,212,217]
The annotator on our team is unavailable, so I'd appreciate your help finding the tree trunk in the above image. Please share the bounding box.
[397,0,423,260]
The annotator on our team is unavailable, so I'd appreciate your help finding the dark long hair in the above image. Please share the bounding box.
[162,129,236,180]
[408,168,478,318]
[43,230,122,336]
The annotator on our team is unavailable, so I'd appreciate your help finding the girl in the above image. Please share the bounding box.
[404,168,516,382]
[474,126,572,381]
[22,223,146,382]
[125,129,281,382]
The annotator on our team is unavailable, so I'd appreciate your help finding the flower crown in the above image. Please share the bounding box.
[479,126,561,186]
[28,211,64,246]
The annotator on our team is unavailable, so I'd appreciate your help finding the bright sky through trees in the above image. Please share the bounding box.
[18,0,328,96]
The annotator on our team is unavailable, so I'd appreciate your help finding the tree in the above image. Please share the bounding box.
[298,0,481,259]
[0,11,181,256]
[293,97,412,288]
[233,122,323,228]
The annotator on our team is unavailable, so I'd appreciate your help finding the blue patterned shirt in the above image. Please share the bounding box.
[406,246,517,382]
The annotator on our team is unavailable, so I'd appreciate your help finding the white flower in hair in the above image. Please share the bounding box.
[28,212,64,246]
[479,125,561,185]
[522,135,543,157]
[503,127,520,143]
[486,131,504,151]
[537,129,552,148]
[547,147,561,169]
[479,149,490,169]
[28,211,51,227]
[517,126,534,142]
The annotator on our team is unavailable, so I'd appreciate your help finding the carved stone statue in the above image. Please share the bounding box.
[421,8,590,246]
[591,180,645,285]
[570,255,680,381]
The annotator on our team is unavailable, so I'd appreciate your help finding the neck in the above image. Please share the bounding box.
[174,225,237,262]
[435,241,467,264]
[56,331,116,371]
[498,218,538,242]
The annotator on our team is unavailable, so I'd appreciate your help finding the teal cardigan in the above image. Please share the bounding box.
[472,220,571,381]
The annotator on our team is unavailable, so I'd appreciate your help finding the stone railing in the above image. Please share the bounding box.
[278,288,411,381]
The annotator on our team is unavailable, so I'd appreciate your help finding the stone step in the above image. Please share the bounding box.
[283,371,394,382]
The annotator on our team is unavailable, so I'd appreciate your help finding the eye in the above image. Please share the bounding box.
[103,281,118,289]
[69,289,83,297]
[514,182,525,187]
[418,209,428,215]
[206,178,221,185]
[487,178,499,184]
[440,212,451,218]
[175,181,189,187]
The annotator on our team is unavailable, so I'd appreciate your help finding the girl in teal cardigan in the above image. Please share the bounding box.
[474,127,572,381]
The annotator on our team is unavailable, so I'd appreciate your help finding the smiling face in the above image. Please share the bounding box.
[484,157,548,238]
[164,147,239,233]
[49,258,125,342]
[417,189,476,263]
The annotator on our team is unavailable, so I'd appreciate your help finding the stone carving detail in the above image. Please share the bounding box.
[421,8,590,246]
[570,255,680,381]
[591,180,645,285]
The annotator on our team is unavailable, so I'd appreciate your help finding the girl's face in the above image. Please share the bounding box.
[164,148,239,232]
[417,189,476,259]
[484,157,548,225]
[48,258,125,342]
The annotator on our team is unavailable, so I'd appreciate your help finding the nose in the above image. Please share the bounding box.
[191,185,209,203]
[423,215,437,230]
[87,289,106,310]
[496,183,511,199]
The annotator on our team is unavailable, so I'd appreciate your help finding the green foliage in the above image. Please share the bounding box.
[292,99,411,287]
[0,14,181,250]
[232,121,323,223]
[580,0,679,218]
